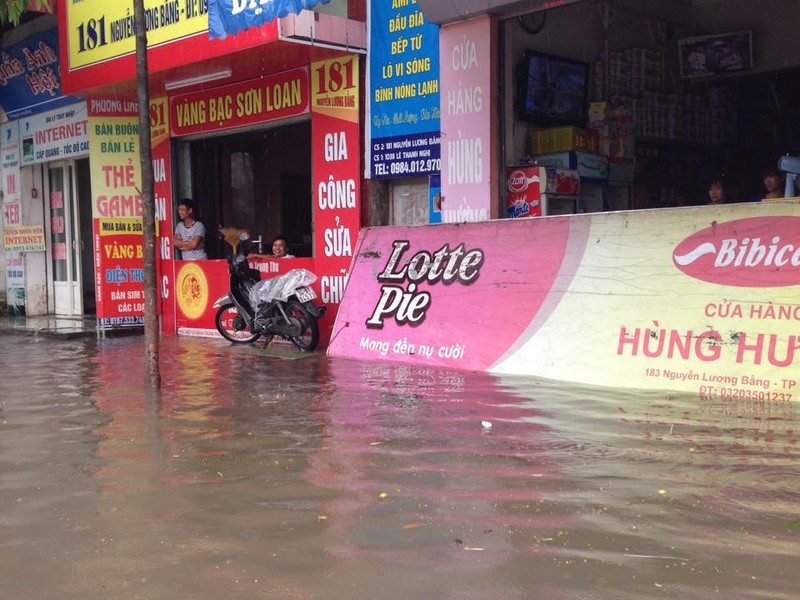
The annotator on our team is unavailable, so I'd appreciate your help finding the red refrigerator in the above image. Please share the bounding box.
[506,165,580,217]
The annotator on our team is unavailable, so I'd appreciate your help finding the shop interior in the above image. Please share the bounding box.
[175,119,313,260]
[502,0,800,211]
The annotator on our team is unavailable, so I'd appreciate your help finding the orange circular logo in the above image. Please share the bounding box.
[176,263,208,320]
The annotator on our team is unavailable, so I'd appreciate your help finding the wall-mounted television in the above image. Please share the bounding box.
[516,50,589,126]
[678,31,753,78]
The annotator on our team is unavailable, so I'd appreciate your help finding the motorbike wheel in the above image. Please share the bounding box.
[284,299,319,351]
[215,303,261,344]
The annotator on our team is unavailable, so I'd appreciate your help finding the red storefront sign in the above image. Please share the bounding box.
[149,97,177,333]
[170,67,310,136]
[311,55,360,343]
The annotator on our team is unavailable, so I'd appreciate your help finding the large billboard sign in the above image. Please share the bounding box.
[329,201,800,397]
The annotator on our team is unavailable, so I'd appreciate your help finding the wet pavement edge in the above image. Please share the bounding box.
[0,314,140,340]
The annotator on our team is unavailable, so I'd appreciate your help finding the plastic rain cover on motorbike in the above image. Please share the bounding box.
[250,269,318,307]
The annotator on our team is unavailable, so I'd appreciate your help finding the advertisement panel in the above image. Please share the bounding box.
[311,55,360,343]
[367,0,440,178]
[88,99,145,327]
[170,67,309,136]
[19,102,89,166]
[438,16,495,222]
[328,201,800,397]
[0,28,78,121]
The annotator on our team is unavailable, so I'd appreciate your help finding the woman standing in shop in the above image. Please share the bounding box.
[759,167,785,201]
[706,177,728,204]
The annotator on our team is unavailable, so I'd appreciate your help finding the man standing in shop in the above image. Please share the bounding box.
[271,235,295,258]
[173,198,208,260]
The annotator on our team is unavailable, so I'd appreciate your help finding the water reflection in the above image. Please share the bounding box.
[0,335,798,599]
[305,359,559,588]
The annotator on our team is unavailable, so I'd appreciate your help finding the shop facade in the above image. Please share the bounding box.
[57,0,367,341]
[370,0,800,224]
[331,0,800,392]
[0,21,94,318]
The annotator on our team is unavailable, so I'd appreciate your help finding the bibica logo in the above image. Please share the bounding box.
[672,216,800,287]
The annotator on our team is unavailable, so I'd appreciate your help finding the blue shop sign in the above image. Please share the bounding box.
[368,0,440,179]
[0,29,77,122]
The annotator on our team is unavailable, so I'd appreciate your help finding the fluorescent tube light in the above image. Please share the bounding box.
[165,69,232,91]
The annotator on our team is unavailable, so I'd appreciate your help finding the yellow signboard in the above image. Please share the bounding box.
[66,0,208,70]
[3,225,46,252]
[88,114,142,219]
[311,56,359,122]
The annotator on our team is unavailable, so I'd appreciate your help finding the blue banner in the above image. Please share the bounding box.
[209,0,331,39]
[368,0,440,179]
[0,29,77,122]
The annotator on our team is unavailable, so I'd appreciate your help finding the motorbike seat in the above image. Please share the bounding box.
[231,281,255,317]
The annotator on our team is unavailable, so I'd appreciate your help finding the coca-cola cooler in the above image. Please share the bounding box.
[506,165,580,218]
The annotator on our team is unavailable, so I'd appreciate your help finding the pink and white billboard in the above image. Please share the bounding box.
[329,216,582,369]
[329,201,800,398]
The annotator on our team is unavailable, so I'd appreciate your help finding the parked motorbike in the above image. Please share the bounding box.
[212,231,326,351]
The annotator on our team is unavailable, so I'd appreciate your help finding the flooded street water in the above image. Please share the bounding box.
[1,334,798,599]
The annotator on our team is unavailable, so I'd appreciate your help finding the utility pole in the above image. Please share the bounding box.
[133,0,161,389]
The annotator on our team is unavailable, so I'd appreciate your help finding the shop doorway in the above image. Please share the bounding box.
[47,158,93,316]
[177,120,313,259]
[280,173,312,257]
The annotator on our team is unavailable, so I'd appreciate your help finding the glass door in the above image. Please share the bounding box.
[48,161,83,316]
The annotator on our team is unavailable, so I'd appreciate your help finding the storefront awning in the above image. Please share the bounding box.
[415,0,585,25]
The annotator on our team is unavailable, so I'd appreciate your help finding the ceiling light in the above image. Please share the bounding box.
[165,69,232,91]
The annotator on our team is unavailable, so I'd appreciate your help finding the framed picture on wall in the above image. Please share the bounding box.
[679,31,753,78]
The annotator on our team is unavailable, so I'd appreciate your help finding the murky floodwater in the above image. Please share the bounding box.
[0,334,798,599]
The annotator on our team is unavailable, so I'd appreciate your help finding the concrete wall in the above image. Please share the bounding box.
[22,164,49,316]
